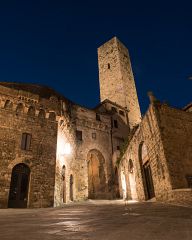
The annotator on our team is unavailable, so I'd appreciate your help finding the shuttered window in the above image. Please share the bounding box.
[21,133,32,150]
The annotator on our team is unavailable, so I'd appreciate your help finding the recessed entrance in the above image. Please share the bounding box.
[139,142,155,200]
[143,161,155,199]
[8,163,30,208]
[87,149,106,199]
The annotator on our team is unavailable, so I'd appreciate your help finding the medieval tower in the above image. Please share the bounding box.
[97,37,141,128]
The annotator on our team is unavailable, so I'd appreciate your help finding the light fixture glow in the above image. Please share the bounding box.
[63,143,71,155]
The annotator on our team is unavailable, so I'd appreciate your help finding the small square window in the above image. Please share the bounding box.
[76,130,82,141]
[114,120,118,128]
[96,113,101,121]
[92,133,96,139]
[21,133,31,150]
[119,110,125,116]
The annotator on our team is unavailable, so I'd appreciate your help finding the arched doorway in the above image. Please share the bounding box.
[8,163,30,208]
[87,149,106,199]
[62,166,66,203]
[69,174,73,201]
[139,143,155,200]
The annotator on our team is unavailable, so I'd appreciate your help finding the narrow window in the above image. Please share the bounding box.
[119,110,125,116]
[92,133,96,139]
[21,133,32,150]
[96,113,101,121]
[76,130,82,141]
[108,63,110,69]
[114,120,118,128]
[117,146,120,150]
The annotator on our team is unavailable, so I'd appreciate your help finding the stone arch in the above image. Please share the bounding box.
[87,149,106,199]
[4,100,13,110]
[8,163,30,208]
[27,106,35,117]
[49,112,56,121]
[138,142,155,200]
[38,109,46,119]
[16,103,24,115]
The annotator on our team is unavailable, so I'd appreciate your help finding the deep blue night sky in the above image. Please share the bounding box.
[0,1,191,113]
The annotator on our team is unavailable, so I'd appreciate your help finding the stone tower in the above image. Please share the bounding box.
[98,37,141,128]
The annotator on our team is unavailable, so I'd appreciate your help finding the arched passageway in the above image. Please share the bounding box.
[8,163,30,208]
[87,149,106,199]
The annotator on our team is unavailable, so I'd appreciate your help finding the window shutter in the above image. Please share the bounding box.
[21,133,27,150]
[26,134,31,150]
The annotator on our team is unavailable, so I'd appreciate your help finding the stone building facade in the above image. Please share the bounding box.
[0,37,191,208]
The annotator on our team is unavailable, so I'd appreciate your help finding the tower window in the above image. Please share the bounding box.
[114,120,118,128]
[119,110,125,116]
[76,130,82,141]
[21,133,32,150]
[108,63,110,69]
[96,113,101,121]
[117,146,120,150]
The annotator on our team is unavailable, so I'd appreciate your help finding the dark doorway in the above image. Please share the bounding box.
[62,166,66,203]
[8,163,30,208]
[70,174,73,201]
[143,162,155,199]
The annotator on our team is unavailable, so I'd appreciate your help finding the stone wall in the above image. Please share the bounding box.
[72,104,114,200]
[121,101,192,204]
[0,85,59,208]
[121,103,172,202]
[156,104,192,190]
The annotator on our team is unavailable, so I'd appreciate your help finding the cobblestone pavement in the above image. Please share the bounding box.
[0,200,192,240]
